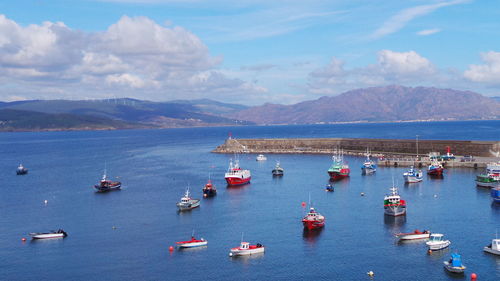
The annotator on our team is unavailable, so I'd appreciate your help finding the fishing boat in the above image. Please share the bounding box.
[229,242,265,256]
[176,188,200,211]
[256,154,267,161]
[302,207,325,230]
[476,162,500,188]
[272,161,284,176]
[483,237,500,256]
[29,229,67,239]
[395,229,430,240]
[383,186,406,216]
[403,166,423,183]
[225,159,251,186]
[328,150,350,180]
[93,169,121,192]
[176,236,208,248]
[16,164,28,175]
[361,150,376,175]
[325,184,334,192]
[427,159,444,176]
[491,186,500,203]
[443,253,466,274]
[202,178,217,197]
[426,233,451,250]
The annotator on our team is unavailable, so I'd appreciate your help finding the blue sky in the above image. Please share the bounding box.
[0,0,499,104]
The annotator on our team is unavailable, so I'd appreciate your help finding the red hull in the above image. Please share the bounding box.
[328,171,349,180]
[302,220,325,230]
[225,176,251,186]
[427,168,443,175]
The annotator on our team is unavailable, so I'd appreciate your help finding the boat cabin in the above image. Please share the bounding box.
[449,253,463,267]
[240,242,250,249]
[429,234,444,242]
[490,239,500,251]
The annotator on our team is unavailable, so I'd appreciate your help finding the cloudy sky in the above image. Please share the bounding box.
[0,0,499,104]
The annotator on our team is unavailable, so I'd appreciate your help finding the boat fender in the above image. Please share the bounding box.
[229,252,233,257]
[169,246,174,252]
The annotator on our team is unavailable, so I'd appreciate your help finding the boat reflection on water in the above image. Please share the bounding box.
[177,245,208,252]
[303,228,323,245]
[229,252,265,264]
[383,215,406,232]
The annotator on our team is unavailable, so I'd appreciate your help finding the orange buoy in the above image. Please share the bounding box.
[169,246,174,252]
[21,237,27,242]
[471,273,477,280]
[301,202,306,207]
[427,249,432,254]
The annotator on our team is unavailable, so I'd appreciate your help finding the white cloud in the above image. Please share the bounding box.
[377,50,435,76]
[416,28,441,36]
[0,14,267,103]
[464,51,500,85]
[370,0,469,39]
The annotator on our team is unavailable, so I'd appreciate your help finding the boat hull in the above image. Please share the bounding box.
[384,205,406,216]
[396,233,430,240]
[328,171,349,180]
[16,170,28,175]
[361,166,376,175]
[476,180,500,188]
[177,241,208,248]
[272,169,284,176]
[426,240,451,250]
[203,189,217,197]
[444,262,466,274]
[225,176,251,186]
[94,182,121,192]
[427,168,443,176]
[404,175,423,183]
[177,200,200,211]
[230,247,265,256]
[30,232,67,239]
[302,220,325,230]
[484,246,500,256]
[491,187,500,202]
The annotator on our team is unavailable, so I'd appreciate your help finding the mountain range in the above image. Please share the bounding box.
[0,85,498,131]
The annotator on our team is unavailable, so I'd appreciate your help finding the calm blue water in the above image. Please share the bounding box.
[0,120,499,281]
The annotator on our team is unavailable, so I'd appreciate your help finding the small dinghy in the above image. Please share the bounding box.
[16,164,28,175]
[443,253,466,274]
[256,154,267,161]
[229,241,265,256]
[272,161,284,176]
[426,233,451,250]
[484,237,500,256]
[325,184,334,192]
[395,229,430,240]
[176,236,208,248]
[30,229,67,239]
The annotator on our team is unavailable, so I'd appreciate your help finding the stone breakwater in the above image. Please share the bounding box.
[213,137,500,157]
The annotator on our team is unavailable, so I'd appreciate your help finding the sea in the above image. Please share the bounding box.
[0,120,499,281]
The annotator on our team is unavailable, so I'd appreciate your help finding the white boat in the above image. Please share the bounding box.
[443,253,466,274]
[256,154,267,161]
[225,159,251,186]
[483,238,500,256]
[272,161,284,176]
[229,242,265,256]
[29,229,67,239]
[426,233,451,250]
[395,229,430,240]
[403,166,423,183]
[16,164,28,175]
[176,188,200,211]
[361,150,376,175]
[176,237,208,248]
[383,186,406,216]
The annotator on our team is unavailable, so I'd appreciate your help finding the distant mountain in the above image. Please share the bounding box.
[228,85,500,124]
[0,98,253,129]
[0,109,141,131]
[492,96,500,102]
[169,99,249,115]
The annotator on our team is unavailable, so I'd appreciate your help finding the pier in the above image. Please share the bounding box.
[213,137,500,168]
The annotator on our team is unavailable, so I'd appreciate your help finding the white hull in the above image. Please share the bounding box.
[484,246,500,255]
[362,168,376,175]
[230,247,265,256]
[30,233,65,239]
[426,240,451,250]
[397,233,430,240]
[177,200,200,211]
[384,205,406,216]
[476,180,499,188]
[177,241,208,248]
[404,175,423,183]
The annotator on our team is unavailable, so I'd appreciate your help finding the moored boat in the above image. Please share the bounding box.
[256,154,267,161]
[426,233,451,250]
[29,229,67,239]
[491,186,500,203]
[302,207,325,230]
[403,166,423,183]
[93,169,121,192]
[383,186,406,216]
[202,178,217,197]
[325,184,334,192]
[476,162,500,188]
[328,150,350,180]
[176,236,208,248]
[176,188,200,211]
[427,159,444,176]
[443,253,466,274]
[16,164,28,175]
[395,229,430,240]
[272,161,284,176]
[229,242,265,256]
[225,159,251,186]
[361,150,376,175]
[483,237,500,256]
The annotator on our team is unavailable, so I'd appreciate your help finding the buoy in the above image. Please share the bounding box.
[169,246,174,252]
[361,192,365,196]
[301,202,306,207]
[112,226,117,230]
[428,249,432,254]
[203,194,207,197]
[367,271,374,277]
[471,273,477,280]
[229,252,233,257]
[21,237,27,242]
[433,194,438,198]
[44,200,48,205]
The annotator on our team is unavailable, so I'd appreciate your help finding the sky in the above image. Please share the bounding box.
[0,0,499,105]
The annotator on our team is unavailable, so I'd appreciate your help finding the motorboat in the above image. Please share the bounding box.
[225,159,251,186]
[229,242,265,256]
[93,169,121,192]
[176,236,208,248]
[202,178,217,197]
[395,229,430,240]
[325,184,334,192]
[483,237,500,256]
[476,162,500,188]
[16,164,28,175]
[361,150,376,175]
[29,229,67,239]
[302,207,325,230]
[426,233,451,250]
[272,161,284,176]
[328,150,350,180]
[176,188,200,211]
[491,186,500,203]
[403,166,423,183]
[256,154,267,161]
[383,186,406,216]
[443,253,466,274]
[427,159,444,176]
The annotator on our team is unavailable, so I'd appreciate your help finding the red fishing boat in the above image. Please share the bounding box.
[302,207,325,230]
[327,150,350,180]
[202,178,217,197]
[427,159,444,176]
[224,159,251,186]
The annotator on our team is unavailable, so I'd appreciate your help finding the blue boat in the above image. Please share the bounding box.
[361,151,376,175]
[443,253,466,274]
[325,184,334,192]
[491,186,500,203]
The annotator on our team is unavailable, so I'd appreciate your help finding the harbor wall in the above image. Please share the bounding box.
[213,138,500,157]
